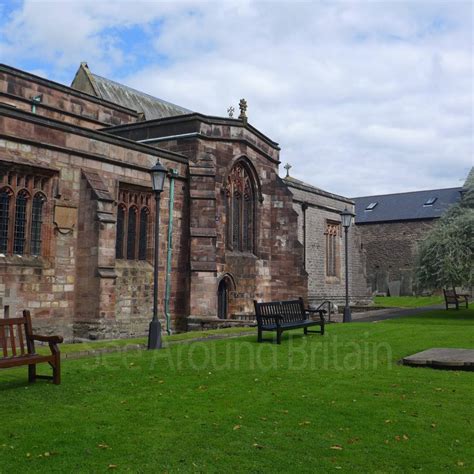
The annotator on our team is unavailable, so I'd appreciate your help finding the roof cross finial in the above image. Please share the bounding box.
[284,163,292,178]
[227,106,235,118]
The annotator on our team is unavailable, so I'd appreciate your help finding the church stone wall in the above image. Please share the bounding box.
[0,104,188,340]
[357,220,435,296]
[288,182,370,306]
[0,65,138,129]
[126,118,308,320]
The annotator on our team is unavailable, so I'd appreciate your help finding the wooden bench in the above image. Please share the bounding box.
[254,298,325,344]
[0,310,63,384]
[443,288,469,310]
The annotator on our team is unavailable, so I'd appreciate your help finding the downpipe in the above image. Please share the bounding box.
[164,169,177,335]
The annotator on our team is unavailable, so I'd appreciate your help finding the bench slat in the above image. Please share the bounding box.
[17,323,25,356]
[10,325,17,356]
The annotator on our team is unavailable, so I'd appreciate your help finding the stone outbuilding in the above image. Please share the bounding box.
[354,187,463,296]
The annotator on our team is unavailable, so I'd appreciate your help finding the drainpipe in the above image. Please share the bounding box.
[302,202,308,269]
[164,169,177,335]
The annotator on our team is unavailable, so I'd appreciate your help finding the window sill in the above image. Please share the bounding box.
[115,259,153,268]
[225,250,257,259]
[0,254,45,267]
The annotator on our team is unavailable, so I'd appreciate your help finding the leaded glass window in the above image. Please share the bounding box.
[225,163,255,253]
[127,206,137,260]
[0,169,51,257]
[116,185,152,261]
[138,208,149,261]
[0,189,11,254]
[13,191,28,255]
[116,205,125,259]
[325,222,340,277]
[30,193,45,256]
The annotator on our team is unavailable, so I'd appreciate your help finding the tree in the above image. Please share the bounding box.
[416,185,474,291]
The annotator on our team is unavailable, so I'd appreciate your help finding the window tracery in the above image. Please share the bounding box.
[225,163,255,253]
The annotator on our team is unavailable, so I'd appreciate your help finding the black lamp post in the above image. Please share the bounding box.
[147,159,168,350]
[340,207,355,323]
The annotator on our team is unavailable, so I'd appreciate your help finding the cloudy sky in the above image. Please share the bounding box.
[0,0,472,196]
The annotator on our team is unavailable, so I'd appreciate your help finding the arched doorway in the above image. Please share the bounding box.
[217,279,228,319]
[217,274,235,319]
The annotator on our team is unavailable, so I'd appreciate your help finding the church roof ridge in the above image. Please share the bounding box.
[284,176,353,204]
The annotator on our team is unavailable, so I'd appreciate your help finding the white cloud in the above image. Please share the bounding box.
[0,0,472,196]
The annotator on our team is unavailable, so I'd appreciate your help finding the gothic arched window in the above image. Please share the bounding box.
[226,163,255,253]
[116,186,152,261]
[0,169,51,257]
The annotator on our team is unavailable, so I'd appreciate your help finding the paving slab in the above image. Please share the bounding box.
[402,348,474,371]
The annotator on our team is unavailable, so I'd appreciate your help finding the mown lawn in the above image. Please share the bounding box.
[374,295,444,308]
[1,309,473,473]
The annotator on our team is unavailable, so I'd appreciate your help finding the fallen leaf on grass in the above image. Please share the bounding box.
[384,419,392,424]
[108,465,118,469]
[98,443,110,449]
[457,461,464,467]
[330,445,343,450]
[347,438,360,444]
[233,425,241,431]
[253,443,264,449]
[299,421,311,426]
[431,423,437,429]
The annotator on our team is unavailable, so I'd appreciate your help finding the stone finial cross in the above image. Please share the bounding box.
[284,163,292,178]
[239,99,247,120]
[227,106,235,118]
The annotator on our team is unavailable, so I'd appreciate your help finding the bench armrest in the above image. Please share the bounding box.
[306,309,326,321]
[31,335,64,344]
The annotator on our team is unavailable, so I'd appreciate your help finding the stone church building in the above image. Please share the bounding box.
[0,62,367,339]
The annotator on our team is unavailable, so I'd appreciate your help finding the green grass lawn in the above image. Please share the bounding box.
[373,295,444,308]
[1,309,473,473]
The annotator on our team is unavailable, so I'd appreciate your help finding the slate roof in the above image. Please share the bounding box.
[73,61,192,120]
[353,187,462,224]
[90,73,192,120]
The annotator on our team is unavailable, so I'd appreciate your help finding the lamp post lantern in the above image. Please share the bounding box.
[340,207,355,323]
[147,159,168,350]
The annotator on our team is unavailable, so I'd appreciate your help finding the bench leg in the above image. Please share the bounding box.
[257,328,263,343]
[277,329,282,345]
[304,327,308,335]
[28,364,36,383]
[53,355,61,385]
[321,322,325,335]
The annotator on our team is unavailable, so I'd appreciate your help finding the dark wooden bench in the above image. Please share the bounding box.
[254,298,325,344]
[0,310,63,384]
[443,288,469,310]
